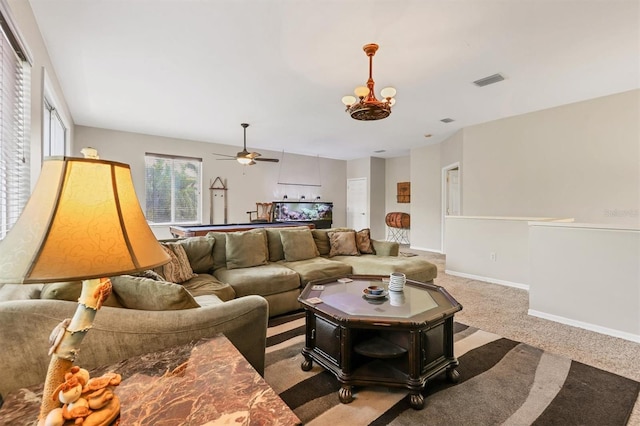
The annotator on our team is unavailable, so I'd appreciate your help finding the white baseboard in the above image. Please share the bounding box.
[445,270,529,291]
[409,245,443,254]
[528,309,640,343]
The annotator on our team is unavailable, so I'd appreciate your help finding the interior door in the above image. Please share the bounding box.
[446,168,460,216]
[347,178,368,230]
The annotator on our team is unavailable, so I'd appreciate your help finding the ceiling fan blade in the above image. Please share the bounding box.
[212,153,237,159]
[247,151,261,159]
[216,158,237,161]
[254,157,279,162]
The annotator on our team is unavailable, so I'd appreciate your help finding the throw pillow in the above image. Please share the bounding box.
[355,228,376,254]
[161,243,196,283]
[280,229,320,262]
[266,226,309,261]
[177,236,215,273]
[132,269,165,281]
[110,275,200,310]
[328,230,360,257]
[312,228,352,256]
[225,230,268,270]
[40,281,122,307]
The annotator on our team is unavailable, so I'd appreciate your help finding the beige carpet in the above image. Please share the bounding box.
[401,247,640,425]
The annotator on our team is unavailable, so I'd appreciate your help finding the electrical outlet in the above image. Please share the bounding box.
[490,252,497,261]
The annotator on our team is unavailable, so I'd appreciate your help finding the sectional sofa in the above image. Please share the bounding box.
[0,226,437,397]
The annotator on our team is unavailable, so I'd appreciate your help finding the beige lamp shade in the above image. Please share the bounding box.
[0,157,170,283]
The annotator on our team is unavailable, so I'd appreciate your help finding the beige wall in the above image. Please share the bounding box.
[463,90,639,226]
[410,144,442,251]
[7,0,73,187]
[370,157,386,240]
[385,156,411,215]
[74,126,347,238]
[409,89,640,252]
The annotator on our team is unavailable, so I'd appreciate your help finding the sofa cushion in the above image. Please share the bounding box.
[281,228,319,262]
[206,231,228,270]
[110,275,200,310]
[214,263,300,297]
[0,283,44,301]
[282,257,353,285]
[355,228,376,254]
[225,230,268,270]
[331,255,438,282]
[181,273,236,301]
[266,226,308,261]
[40,281,122,307]
[312,228,351,256]
[177,236,215,273]
[328,230,359,257]
[161,243,196,283]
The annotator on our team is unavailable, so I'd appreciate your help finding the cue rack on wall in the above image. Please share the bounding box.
[209,177,228,224]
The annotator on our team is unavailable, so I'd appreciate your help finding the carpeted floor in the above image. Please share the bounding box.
[265,248,640,425]
[265,312,639,425]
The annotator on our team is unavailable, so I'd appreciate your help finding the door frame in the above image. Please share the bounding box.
[347,177,368,230]
[441,162,461,253]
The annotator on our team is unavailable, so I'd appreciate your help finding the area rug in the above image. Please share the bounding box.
[265,312,639,425]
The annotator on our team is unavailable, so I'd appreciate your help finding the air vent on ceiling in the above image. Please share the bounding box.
[473,73,505,87]
[374,149,386,153]
[440,118,454,123]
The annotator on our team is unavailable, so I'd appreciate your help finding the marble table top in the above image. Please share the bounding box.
[0,334,300,425]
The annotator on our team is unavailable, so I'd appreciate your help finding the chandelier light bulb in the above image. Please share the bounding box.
[342,95,357,107]
[380,87,396,99]
[354,86,370,98]
[388,98,396,106]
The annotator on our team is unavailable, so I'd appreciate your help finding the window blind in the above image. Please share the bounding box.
[144,153,202,224]
[0,12,30,240]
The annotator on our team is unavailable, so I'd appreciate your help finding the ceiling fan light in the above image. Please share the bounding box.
[237,157,253,165]
[342,95,357,106]
[380,87,396,99]
[354,86,369,98]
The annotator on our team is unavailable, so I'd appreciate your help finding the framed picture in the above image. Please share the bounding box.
[397,182,410,203]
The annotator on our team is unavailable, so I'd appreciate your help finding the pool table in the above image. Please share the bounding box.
[169,221,314,238]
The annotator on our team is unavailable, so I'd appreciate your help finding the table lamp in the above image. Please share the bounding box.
[0,154,170,423]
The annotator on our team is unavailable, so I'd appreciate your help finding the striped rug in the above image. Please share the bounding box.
[265,312,640,425]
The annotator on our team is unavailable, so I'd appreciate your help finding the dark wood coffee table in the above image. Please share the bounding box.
[298,275,462,409]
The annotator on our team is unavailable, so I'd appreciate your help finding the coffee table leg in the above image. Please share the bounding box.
[338,385,353,404]
[301,355,313,371]
[446,367,460,383]
[409,391,425,410]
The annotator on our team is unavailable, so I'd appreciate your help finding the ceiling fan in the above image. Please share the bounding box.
[213,123,280,165]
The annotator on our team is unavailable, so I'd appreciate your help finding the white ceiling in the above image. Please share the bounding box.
[28,0,639,160]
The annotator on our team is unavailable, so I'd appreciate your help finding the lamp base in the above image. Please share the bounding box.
[38,278,114,423]
[40,365,121,426]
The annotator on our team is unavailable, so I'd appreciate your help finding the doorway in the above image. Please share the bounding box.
[347,178,368,230]
[441,163,461,253]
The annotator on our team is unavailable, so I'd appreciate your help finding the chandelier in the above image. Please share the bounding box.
[341,43,396,121]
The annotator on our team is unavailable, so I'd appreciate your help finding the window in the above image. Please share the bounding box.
[43,97,67,156]
[144,153,202,224]
[0,5,31,240]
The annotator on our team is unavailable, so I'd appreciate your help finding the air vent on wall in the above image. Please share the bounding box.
[473,73,505,87]
[440,118,454,123]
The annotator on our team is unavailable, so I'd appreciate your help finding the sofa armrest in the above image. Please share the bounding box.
[371,239,399,256]
[0,295,268,396]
